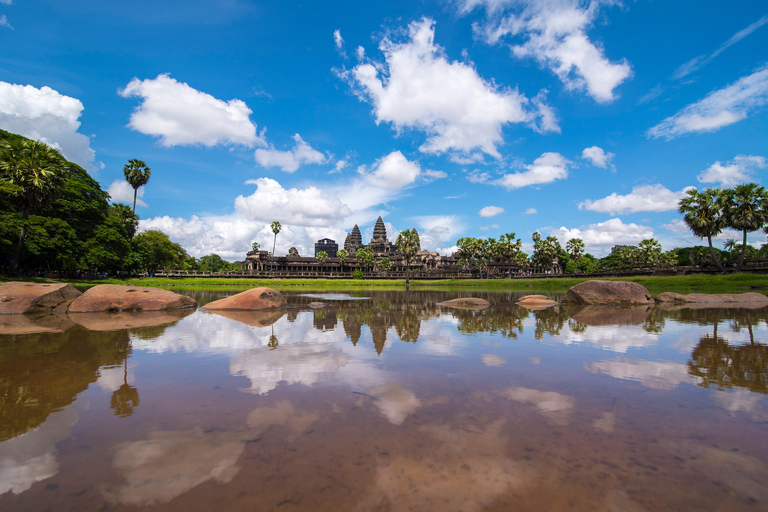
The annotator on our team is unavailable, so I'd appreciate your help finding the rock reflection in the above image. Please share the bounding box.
[566,304,653,327]
[0,313,74,335]
[206,309,286,328]
[67,308,194,331]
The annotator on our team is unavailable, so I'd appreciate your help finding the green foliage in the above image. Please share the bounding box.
[81,216,132,272]
[352,269,364,280]
[356,246,375,269]
[197,254,237,272]
[316,250,329,265]
[123,159,151,213]
[132,230,188,272]
[378,257,391,271]
[20,215,79,270]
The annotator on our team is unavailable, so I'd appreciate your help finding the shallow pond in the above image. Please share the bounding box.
[1,289,767,511]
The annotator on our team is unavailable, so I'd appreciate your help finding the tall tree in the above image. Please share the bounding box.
[396,228,420,286]
[498,233,522,278]
[566,238,585,273]
[270,221,281,258]
[678,188,727,273]
[0,139,69,272]
[722,183,768,272]
[110,203,139,240]
[355,246,375,273]
[122,159,151,213]
[336,248,348,273]
[316,250,328,272]
[637,238,662,266]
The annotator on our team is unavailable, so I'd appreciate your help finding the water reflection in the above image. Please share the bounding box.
[2,289,768,510]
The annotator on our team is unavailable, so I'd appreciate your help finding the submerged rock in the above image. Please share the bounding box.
[655,292,768,305]
[565,280,653,306]
[67,284,197,313]
[202,287,287,311]
[0,282,82,314]
[516,295,558,309]
[436,297,490,309]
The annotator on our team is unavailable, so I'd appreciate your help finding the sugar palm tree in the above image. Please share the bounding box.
[123,159,151,213]
[722,183,768,272]
[498,232,522,278]
[566,238,585,273]
[396,228,421,287]
[678,188,726,273]
[0,139,69,272]
[270,221,281,258]
[316,250,328,273]
[336,248,348,273]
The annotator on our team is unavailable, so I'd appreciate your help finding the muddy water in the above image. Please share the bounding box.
[1,289,767,511]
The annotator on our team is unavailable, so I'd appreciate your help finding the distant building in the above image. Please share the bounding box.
[315,238,338,258]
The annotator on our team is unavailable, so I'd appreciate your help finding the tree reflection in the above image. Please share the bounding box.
[688,323,767,394]
[110,360,140,417]
[533,307,569,340]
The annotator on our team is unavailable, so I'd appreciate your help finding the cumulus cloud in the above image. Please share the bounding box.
[523,207,537,215]
[361,151,421,190]
[339,17,558,159]
[413,214,467,250]
[236,178,351,226]
[550,218,654,255]
[495,152,569,190]
[579,184,694,215]
[464,0,632,103]
[697,154,767,187]
[254,133,327,172]
[479,205,504,217]
[424,169,448,180]
[661,218,689,234]
[648,64,768,140]
[673,15,768,80]
[582,145,615,170]
[108,180,147,208]
[119,74,264,147]
[0,82,97,168]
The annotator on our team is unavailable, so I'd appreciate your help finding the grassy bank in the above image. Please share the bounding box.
[3,273,759,294]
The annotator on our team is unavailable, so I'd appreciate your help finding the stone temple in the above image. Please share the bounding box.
[344,216,396,256]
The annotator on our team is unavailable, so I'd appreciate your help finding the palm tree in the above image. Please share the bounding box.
[722,183,768,272]
[396,228,421,287]
[498,233,522,278]
[637,238,662,266]
[110,203,139,239]
[123,159,151,213]
[251,241,260,252]
[678,188,727,273]
[336,248,348,273]
[270,221,281,258]
[316,250,328,273]
[0,139,69,272]
[566,238,585,273]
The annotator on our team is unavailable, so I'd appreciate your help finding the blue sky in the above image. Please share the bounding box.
[1,0,767,259]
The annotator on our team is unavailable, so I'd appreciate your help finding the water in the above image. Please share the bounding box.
[1,289,767,511]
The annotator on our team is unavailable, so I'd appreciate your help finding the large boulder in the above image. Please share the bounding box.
[67,284,197,313]
[202,287,287,311]
[0,282,82,314]
[436,297,490,309]
[565,280,654,305]
[655,292,768,305]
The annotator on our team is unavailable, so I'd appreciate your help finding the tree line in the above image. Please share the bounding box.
[0,130,239,275]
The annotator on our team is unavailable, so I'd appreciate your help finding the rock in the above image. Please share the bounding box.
[67,284,197,313]
[204,309,286,327]
[436,297,490,309]
[202,287,287,311]
[0,282,82,314]
[516,295,558,310]
[655,291,768,305]
[308,302,326,308]
[567,305,653,326]
[68,309,195,331]
[565,280,654,305]
[0,313,76,335]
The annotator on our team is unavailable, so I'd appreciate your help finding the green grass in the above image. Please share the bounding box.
[4,273,763,294]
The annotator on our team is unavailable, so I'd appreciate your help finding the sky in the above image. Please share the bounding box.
[1,0,767,260]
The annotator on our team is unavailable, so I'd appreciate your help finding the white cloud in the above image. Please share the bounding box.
[648,64,768,140]
[523,207,537,215]
[362,151,421,190]
[254,133,327,172]
[340,17,557,159]
[479,205,504,217]
[333,159,349,173]
[495,151,569,190]
[0,14,12,29]
[424,169,448,180]
[466,0,631,103]
[479,224,500,231]
[108,180,148,208]
[579,184,694,215]
[236,178,351,226]
[582,145,615,170]
[467,169,492,183]
[334,29,344,50]
[0,82,97,168]
[119,74,264,147]
[550,218,654,255]
[661,218,689,234]
[673,15,768,80]
[697,154,767,187]
[412,215,467,250]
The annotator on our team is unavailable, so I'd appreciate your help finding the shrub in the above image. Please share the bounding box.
[352,269,364,280]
